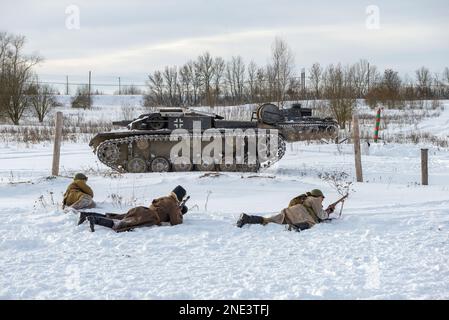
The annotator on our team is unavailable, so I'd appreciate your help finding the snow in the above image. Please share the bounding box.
[0,100,449,299]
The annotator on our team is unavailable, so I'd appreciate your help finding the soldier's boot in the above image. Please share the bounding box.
[87,216,115,232]
[289,222,312,232]
[78,212,106,225]
[236,213,265,228]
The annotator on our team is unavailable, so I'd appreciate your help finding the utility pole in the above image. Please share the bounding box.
[301,68,306,92]
[367,62,370,93]
[88,71,92,107]
[66,75,69,95]
[119,77,121,95]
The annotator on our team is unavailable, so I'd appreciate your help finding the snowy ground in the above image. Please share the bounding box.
[0,101,448,299]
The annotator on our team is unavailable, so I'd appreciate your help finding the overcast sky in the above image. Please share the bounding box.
[1,0,448,84]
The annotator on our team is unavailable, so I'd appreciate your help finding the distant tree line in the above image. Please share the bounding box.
[144,43,449,112]
[1,30,449,127]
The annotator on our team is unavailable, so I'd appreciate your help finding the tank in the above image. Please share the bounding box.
[89,103,338,173]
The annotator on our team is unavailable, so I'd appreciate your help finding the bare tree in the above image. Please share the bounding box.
[444,67,449,84]
[191,61,202,106]
[28,80,59,122]
[416,66,432,99]
[383,69,402,107]
[352,59,370,97]
[197,52,214,106]
[322,64,356,129]
[212,57,225,105]
[163,66,180,106]
[255,67,267,103]
[367,64,381,88]
[246,61,258,102]
[270,37,295,107]
[179,61,195,106]
[0,32,42,124]
[235,56,246,103]
[308,62,322,99]
[366,69,402,108]
[145,70,165,107]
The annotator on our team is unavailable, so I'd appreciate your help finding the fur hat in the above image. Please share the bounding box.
[74,173,88,181]
[172,185,186,202]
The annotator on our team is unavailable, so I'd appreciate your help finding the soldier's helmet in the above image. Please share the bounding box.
[309,189,325,198]
[74,173,88,181]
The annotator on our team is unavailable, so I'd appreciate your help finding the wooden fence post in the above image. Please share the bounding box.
[52,112,63,176]
[353,113,363,182]
[421,148,428,185]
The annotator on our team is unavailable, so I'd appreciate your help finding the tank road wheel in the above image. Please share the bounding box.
[195,160,216,171]
[148,116,165,130]
[97,142,120,164]
[172,157,193,172]
[127,158,147,173]
[150,157,170,172]
[219,162,237,172]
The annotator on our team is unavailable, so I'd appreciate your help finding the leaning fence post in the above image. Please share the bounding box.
[421,148,428,185]
[52,112,63,176]
[352,113,363,182]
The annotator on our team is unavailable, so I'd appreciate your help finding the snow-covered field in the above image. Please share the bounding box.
[0,100,448,299]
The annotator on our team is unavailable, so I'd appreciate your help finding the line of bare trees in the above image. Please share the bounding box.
[145,37,296,108]
[145,48,449,128]
[146,53,449,108]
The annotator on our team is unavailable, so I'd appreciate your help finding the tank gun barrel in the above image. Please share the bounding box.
[112,120,132,127]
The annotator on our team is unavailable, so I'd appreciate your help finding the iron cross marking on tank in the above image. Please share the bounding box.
[174,118,184,128]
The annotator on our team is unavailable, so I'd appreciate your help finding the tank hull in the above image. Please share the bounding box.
[89,103,338,173]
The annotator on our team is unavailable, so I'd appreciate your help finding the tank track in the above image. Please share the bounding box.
[95,132,287,173]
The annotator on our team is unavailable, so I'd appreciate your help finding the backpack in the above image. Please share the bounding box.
[288,193,308,207]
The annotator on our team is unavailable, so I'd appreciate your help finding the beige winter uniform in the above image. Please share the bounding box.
[63,179,95,209]
[266,196,329,227]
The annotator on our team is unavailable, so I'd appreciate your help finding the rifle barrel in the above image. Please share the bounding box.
[331,194,348,207]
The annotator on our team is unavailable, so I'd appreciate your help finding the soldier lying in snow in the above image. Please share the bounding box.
[236,189,336,231]
[78,186,188,232]
[62,173,96,210]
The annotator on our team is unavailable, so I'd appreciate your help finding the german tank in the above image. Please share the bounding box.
[89,103,338,173]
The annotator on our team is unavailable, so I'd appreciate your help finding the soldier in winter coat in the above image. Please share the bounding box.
[63,173,96,210]
[236,189,335,231]
[78,186,188,232]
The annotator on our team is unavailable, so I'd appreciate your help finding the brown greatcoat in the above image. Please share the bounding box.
[63,180,94,206]
[106,193,183,232]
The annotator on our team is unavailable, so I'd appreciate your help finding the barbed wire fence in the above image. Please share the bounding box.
[29,72,449,97]
[27,74,148,95]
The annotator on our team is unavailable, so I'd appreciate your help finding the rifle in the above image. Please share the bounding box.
[326,193,349,217]
[179,196,190,214]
